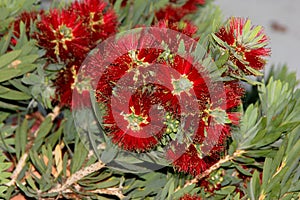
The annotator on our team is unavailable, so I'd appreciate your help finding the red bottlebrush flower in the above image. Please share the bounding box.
[54,65,79,107]
[94,46,181,151]
[224,81,244,110]
[179,194,202,200]
[166,62,243,175]
[156,20,198,38]
[12,11,39,42]
[168,144,208,176]
[53,64,91,108]
[215,17,271,76]
[168,117,232,175]
[35,9,90,63]
[198,178,222,193]
[155,5,185,22]
[109,0,128,7]
[182,0,205,11]
[155,0,205,22]
[70,0,118,47]
[103,86,178,152]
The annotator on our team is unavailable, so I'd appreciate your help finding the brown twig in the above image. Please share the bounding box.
[47,179,125,200]
[92,188,125,199]
[48,160,105,194]
[6,153,28,187]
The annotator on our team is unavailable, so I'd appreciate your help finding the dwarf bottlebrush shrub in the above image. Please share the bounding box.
[0,0,299,200]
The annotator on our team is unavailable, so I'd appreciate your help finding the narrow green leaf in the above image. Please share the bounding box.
[29,150,47,174]
[0,69,21,83]
[249,170,261,200]
[26,175,38,191]
[211,33,227,47]
[95,178,119,189]
[0,50,22,69]
[0,85,31,100]
[70,138,89,174]
[159,177,174,200]
[262,157,272,189]
[0,101,20,110]
[16,180,36,198]
[172,184,196,199]
[242,19,251,34]
[235,165,252,176]
[215,186,236,195]
[0,30,12,55]
[8,79,31,95]
[15,118,28,160]
[32,116,53,151]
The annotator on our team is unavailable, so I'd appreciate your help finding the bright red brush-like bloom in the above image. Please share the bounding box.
[11,11,39,44]
[42,0,118,107]
[179,194,202,200]
[156,20,198,38]
[103,86,179,151]
[182,0,205,11]
[168,110,239,175]
[35,9,90,63]
[35,0,117,63]
[95,47,178,151]
[70,0,118,47]
[109,0,128,7]
[166,66,243,175]
[215,17,270,76]
[53,65,77,107]
[54,64,91,108]
[2,10,41,50]
[155,0,205,22]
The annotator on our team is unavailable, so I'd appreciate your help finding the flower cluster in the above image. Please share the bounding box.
[166,81,243,176]
[14,0,270,177]
[32,0,118,107]
[80,25,245,176]
[215,17,270,76]
[35,0,117,64]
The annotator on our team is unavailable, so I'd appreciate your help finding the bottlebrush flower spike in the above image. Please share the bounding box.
[155,0,205,22]
[179,194,202,200]
[70,0,118,47]
[156,20,198,38]
[94,46,178,151]
[54,64,91,108]
[167,78,243,176]
[35,9,90,63]
[11,11,40,45]
[102,86,179,152]
[214,17,271,76]
[54,65,79,107]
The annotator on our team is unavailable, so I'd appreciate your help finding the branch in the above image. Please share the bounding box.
[51,179,125,199]
[176,150,246,192]
[92,188,125,199]
[48,160,105,194]
[6,106,60,187]
[6,153,28,187]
